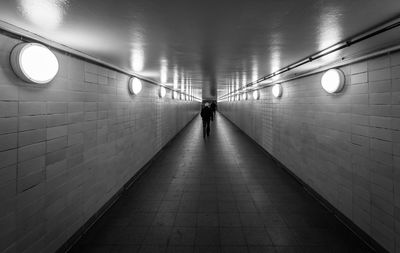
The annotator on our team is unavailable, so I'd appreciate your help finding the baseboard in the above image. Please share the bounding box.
[218,112,388,253]
[57,114,199,253]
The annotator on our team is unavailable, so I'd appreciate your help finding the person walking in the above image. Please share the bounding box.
[201,102,213,138]
[210,101,217,120]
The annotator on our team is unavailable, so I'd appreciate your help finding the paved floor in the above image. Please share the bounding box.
[70,113,373,253]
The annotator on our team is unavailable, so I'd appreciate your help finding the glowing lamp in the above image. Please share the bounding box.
[253,90,260,100]
[321,69,345,93]
[173,91,178,99]
[272,84,283,98]
[128,77,142,95]
[159,86,166,98]
[10,43,59,84]
[242,93,247,100]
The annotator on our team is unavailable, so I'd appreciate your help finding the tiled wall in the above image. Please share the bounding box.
[0,34,199,253]
[219,51,400,253]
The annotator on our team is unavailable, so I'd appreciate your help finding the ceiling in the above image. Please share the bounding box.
[0,0,399,99]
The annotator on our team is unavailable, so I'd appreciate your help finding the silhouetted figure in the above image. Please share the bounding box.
[210,102,217,120]
[201,103,213,138]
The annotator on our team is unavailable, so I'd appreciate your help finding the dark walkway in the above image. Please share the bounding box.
[70,113,373,253]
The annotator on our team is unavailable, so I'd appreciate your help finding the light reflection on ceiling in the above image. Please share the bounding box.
[18,0,69,30]
[251,59,258,84]
[316,6,344,62]
[160,58,168,84]
[173,68,178,89]
[0,0,399,99]
[131,44,145,73]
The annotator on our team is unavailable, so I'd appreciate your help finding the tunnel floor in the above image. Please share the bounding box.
[70,113,373,253]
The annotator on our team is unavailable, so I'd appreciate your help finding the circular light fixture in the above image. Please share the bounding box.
[272,84,283,98]
[10,43,59,84]
[321,69,345,93]
[242,93,248,100]
[128,77,142,95]
[172,91,178,99]
[253,90,260,100]
[159,86,166,98]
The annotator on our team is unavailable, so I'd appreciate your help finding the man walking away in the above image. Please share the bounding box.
[201,102,213,138]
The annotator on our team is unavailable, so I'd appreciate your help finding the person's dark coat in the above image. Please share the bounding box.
[201,106,213,121]
[210,102,216,112]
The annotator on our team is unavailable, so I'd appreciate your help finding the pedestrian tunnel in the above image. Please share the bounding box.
[0,1,400,253]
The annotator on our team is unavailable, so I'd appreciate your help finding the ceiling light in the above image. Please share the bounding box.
[10,43,59,84]
[321,69,345,93]
[253,90,260,100]
[272,84,283,98]
[128,77,142,95]
[159,86,166,98]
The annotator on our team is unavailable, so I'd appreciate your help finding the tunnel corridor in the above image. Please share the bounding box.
[1,1,400,253]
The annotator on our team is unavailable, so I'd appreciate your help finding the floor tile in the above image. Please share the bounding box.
[196,213,219,227]
[220,227,246,246]
[243,227,273,246]
[195,227,220,246]
[143,226,172,245]
[169,227,196,246]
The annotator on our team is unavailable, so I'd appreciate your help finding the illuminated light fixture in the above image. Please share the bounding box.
[242,93,248,100]
[10,43,59,84]
[173,91,178,99]
[128,77,142,95]
[321,69,345,93]
[253,90,260,100]
[159,86,166,98]
[272,84,283,98]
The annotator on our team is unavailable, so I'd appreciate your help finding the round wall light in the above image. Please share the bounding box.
[253,90,260,100]
[10,43,59,84]
[172,91,178,99]
[321,69,345,93]
[159,86,166,98]
[242,93,248,100]
[272,84,283,98]
[128,77,142,95]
